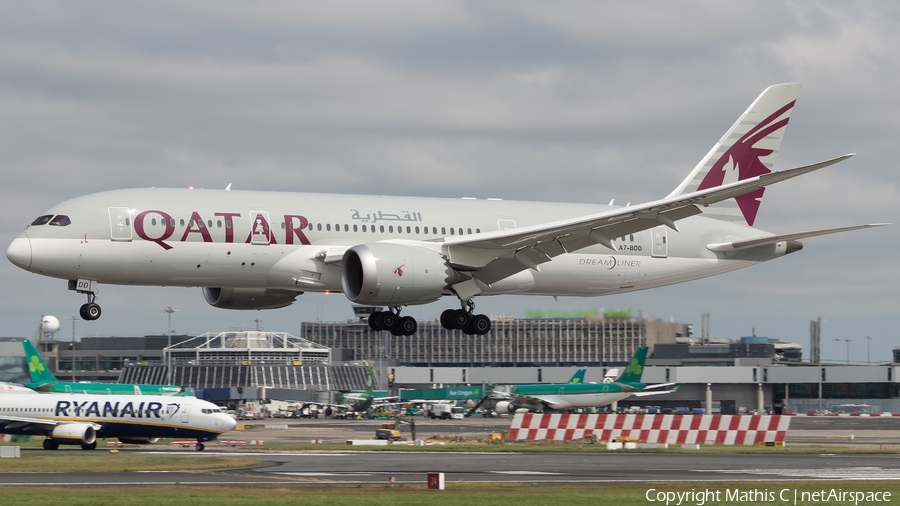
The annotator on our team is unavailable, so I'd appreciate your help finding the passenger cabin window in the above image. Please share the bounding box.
[31,215,53,226]
[49,215,71,227]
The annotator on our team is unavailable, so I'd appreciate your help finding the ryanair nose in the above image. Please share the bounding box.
[219,413,237,432]
[6,235,32,270]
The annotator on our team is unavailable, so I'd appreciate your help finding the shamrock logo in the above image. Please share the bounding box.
[624,358,642,377]
[29,356,44,373]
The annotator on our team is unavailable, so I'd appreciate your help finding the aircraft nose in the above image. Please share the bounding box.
[6,235,32,270]
[220,414,237,432]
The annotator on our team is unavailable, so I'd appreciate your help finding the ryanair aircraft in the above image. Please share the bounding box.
[6,84,884,336]
[0,392,236,450]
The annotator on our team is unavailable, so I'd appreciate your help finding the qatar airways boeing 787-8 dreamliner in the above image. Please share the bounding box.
[6,83,885,336]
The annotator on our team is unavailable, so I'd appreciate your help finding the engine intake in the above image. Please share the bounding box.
[341,243,449,305]
[203,287,301,310]
[494,401,519,414]
[50,423,97,445]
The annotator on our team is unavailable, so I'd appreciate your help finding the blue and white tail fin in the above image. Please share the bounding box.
[667,83,801,226]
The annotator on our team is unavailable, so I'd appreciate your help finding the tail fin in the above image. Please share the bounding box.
[618,347,648,384]
[365,362,375,396]
[22,339,58,385]
[568,369,586,384]
[667,83,801,226]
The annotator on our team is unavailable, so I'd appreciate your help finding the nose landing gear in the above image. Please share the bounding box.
[79,300,101,321]
[70,279,101,320]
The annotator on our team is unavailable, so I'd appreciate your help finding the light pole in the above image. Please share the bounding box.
[162,305,178,384]
[834,338,852,364]
[69,315,77,382]
[865,336,872,366]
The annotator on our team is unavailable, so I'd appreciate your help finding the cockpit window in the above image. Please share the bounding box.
[30,215,53,226]
[49,215,71,227]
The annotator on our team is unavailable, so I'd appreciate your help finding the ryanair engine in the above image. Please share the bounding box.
[341,243,452,306]
[46,423,97,450]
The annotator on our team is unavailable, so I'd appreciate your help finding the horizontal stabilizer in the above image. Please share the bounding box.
[707,223,889,252]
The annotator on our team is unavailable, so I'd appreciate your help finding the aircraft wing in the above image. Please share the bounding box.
[631,384,680,397]
[25,381,56,393]
[0,414,60,432]
[441,154,854,285]
[0,382,37,393]
[706,223,889,252]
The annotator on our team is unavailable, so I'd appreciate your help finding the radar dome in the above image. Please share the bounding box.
[40,315,60,334]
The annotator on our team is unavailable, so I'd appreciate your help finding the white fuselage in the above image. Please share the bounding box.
[0,392,236,441]
[7,188,788,302]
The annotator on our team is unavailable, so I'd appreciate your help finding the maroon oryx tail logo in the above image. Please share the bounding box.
[697,100,795,226]
[393,264,405,277]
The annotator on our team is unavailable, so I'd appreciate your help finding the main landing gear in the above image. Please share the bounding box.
[440,300,491,336]
[368,307,418,336]
[367,300,492,336]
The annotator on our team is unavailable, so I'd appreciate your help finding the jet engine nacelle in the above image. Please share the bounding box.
[50,423,97,445]
[341,243,449,305]
[202,287,301,310]
[118,437,160,445]
[494,401,519,414]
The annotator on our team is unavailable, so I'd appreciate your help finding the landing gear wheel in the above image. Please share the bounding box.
[440,309,455,329]
[43,438,59,451]
[466,314,491,335]
[367,311,382,331]
[397,316,417,336]
[81,441,97,451]
[451,309,471,329]
[80,303,101,321]
[195,442,205,451]
[380,312,397,329]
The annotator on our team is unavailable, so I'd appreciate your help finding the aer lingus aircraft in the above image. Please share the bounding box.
[0,391,236,450]
[21,339,188,396]
[6,83,885,336]
[491,347,675,413]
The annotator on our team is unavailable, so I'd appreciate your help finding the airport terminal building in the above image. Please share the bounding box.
[2,310,898,415]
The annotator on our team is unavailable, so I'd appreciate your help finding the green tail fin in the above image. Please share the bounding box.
[568,369,586,384]
[365,362,374,396]
[618,347,649,384]
[22,339,58,384]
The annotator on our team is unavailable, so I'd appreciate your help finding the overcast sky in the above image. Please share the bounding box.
[1,1,896,364]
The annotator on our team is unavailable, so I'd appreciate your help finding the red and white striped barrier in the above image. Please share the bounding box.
[508,413,790,445]
[789,413,900,417]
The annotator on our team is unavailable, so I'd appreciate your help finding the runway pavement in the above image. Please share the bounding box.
[1,451,899,486]
[2,417,898,487]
